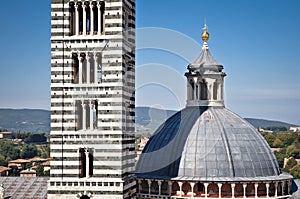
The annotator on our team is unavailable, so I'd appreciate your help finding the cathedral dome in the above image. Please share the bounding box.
[136,23,282,181]
[135,23,294,199]
[136,106,280,180]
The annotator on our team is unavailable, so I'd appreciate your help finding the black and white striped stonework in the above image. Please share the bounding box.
[48,0,136,198]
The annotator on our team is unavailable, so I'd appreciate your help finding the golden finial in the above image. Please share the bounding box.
[201,19,210,42]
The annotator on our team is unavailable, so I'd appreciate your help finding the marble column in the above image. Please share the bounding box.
[218,183,222,199]
[254,183,258,198]
[79,54,85,84]
[147,180,151,195]
[266,183,270,198]
[243,183,247,199]
[231,183,236,198]
[204,183,209,198]
[89,101,94,130]
[158,180,162,195]
[85,149,89,177]
[168,181,172,196]
[178,182,183,197]
[86,53,92,84]
[82,102,86,130]
[190,182,195,198]
[275,182,278,198]
[94,53,99,83]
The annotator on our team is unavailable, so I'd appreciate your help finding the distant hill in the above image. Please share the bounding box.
[244,118,297,129]
[135,107,298,134]
[0,107,297,134]
[135,107,176,132]
[0,109,50,133]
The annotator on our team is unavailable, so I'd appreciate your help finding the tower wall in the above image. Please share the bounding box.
[48,0,136,198]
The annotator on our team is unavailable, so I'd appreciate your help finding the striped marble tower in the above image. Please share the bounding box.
[48,0,136,198]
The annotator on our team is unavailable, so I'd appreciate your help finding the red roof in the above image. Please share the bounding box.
[0,166,11,173]
[9,159,31,164]
[0,132,12,134]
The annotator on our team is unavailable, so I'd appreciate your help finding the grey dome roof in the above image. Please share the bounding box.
[136,106,280,179]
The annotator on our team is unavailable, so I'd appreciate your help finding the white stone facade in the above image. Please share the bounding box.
[48,0,136,198]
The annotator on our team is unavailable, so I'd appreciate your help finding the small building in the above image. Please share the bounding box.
[0,166,11,176]
[290,127,300,133]
[0,132,12,139]
[8,159,31,170]
[20,169,36,177]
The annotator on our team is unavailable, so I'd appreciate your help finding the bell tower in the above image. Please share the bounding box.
[48,0,136,199]
[185,24,226,107]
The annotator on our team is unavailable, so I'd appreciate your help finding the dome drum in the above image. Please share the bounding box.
[136,176,293,199]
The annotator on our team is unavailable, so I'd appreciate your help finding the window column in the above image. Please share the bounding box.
[82,102,86,130]
[178,182,183,197]
[254,183,258,198]
[266,183,270,198]
[168,181,172,196]
[190,182,195,198]
[204,183,209,198]
[89,101,94,130]
[243,183,247,199]
[218,183,222,198]
[288,180,291,195]
[94,53,101,83]
[85,149,89,177]
[79,53,85,84]
[138,180,142,194]
[275,182,278,198]
[98,2,102,35]
[158,180,162,195]
[87,52,92,84]
[147,180,151,195]
[231,183,236,198]
[90,4,94,34]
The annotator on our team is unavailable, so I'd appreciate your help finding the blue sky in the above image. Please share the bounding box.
[0,0,299,124]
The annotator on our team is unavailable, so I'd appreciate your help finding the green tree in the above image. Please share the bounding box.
[0,154,7,166]
[290,164,300,179]
[277,132,295,147]
[274,151,286,168]
[20,144,38,159]
[36,164,45,176]
[286,144,300,158]
[283,158,297,172]
[273,138,284,148]
[44,169,50,176]
[264,134,276,147]
[0,139,20,161]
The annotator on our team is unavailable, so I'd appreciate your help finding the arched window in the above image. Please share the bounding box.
[69,2,76,35]
[93,100,98,129]
[75,100,82,130]
[86,4,91,34]
[79,148,86,178]
[78,3,83,34]
[80,195,90,199]
[72,53,79,83]
[92,3,98,33]
[200,80,208,100]
[188,79,195,100]
[213,81,218,100]
[100,1,105,34]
